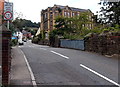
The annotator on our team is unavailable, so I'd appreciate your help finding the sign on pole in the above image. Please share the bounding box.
[4,2,13,20]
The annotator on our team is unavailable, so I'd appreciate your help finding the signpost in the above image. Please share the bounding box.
[4,1,13,29]
[2,1,13,86]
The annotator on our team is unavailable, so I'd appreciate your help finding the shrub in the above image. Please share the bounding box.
[32,36,39,44]
[11,39,18,46]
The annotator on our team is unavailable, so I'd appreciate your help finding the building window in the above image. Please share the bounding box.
[89,15,91,19]
[45,13,47,18]
[68,12,70,17]
[72,12,75,16]
[64,12,67,16]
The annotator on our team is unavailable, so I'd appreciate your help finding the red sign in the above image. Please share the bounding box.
[4,2,13,20]
[4,11,13,20]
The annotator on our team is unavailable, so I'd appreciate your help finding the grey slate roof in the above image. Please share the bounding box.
[71,7,88,12]
[55,5,89,12]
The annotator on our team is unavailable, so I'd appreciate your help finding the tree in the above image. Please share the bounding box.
[98,1,120,27]
[71,12,92,34]
[12,18,40,31]
[52,12,92,39]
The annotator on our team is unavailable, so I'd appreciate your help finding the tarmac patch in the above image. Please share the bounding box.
[23,81,31,84]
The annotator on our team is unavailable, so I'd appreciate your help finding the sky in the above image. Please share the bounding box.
[8,0,101,23]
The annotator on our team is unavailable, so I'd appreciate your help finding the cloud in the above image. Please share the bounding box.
[9,0,101,22]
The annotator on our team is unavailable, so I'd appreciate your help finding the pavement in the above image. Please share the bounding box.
[10,46,33,86]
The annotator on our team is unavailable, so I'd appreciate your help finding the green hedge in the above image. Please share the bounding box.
[10,39,18,46]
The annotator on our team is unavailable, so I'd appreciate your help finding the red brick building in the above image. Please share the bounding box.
[0,0,4,24]
[41,4,94,33]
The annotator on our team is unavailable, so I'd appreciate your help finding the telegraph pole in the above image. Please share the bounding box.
[7,20,9,29]
[7,0,9,30]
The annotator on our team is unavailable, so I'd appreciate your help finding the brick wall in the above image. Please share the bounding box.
[1,25,11,86]
[0,0,4,25]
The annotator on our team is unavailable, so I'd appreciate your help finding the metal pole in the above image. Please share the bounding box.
[7,20,9,29]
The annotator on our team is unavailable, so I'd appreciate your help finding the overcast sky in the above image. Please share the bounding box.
[8,0,101,22]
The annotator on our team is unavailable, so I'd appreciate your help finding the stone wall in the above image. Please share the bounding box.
[85,32,120,55]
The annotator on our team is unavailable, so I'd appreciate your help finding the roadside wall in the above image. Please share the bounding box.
[57,33,120,55]
[60,39,85,50]
[85,33,120,55]
[34,32,120,56]
[1,25,11,86]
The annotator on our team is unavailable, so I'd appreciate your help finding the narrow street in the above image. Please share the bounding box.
[0,0,120,86]
[18,40,118,86]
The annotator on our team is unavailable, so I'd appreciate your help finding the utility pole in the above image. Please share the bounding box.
[7,20,9,29]
[4,1,13,29]
[7,0,9,30]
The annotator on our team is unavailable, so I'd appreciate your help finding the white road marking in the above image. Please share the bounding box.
[27,45,47,51]
[20,49,37,87]
[18,46,23,48]
[40,48,47,50]
[80,64,120,86]
[0,66,1,68]
[51,51,69,59]
[28,46,32,47]
[24,42,26,45]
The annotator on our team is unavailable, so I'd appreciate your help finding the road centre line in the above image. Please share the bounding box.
[26,45,47,51]
[40,48,47,50]
[80,64,120,86]
[28,46,33,47]
[20,49,37,87]
[51,50,69,59]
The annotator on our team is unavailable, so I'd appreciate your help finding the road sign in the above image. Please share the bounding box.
[4,2,13,20]
[4,11,12,20]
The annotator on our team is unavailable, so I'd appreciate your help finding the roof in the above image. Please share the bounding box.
[70,7,88,12]
[42,4,92,13]
[55,5,89,12]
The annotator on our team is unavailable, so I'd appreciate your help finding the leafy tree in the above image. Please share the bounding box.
[98,1,120,27]
[51,12,92,40]
[71,12,92,34]
[54,16,65,29]
[12,18,40,31]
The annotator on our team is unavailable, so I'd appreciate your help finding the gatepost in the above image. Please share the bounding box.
[1,25,11,86]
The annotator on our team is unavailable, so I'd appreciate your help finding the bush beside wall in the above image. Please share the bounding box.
[85,32,120,55]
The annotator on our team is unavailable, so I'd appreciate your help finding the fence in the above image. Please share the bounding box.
[60,39,85,50]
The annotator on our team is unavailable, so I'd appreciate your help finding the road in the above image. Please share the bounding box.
[19,40,119,86]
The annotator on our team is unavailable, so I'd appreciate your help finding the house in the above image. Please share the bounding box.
[0,0,4,25]
[40,4,94,34]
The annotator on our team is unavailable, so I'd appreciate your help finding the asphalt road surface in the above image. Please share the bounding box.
[19,40,119,86]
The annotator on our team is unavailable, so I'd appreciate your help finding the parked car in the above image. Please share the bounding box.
[18,39,24,45]
[18,32,24,45]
